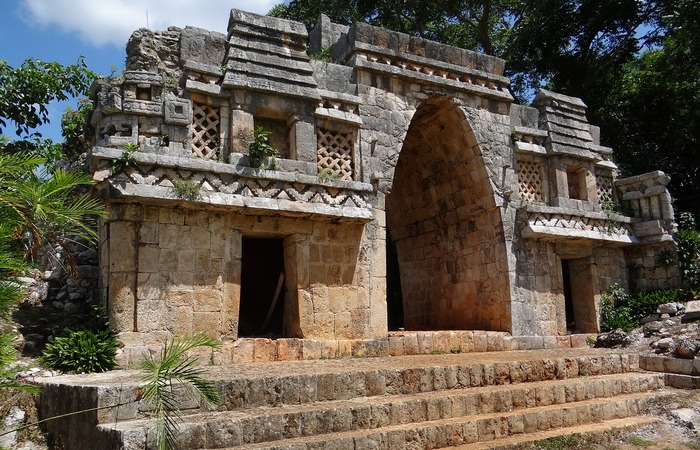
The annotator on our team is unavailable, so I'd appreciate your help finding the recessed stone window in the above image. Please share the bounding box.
[254,116,290,159]
[566,166,588,201]
[136,86,152,101]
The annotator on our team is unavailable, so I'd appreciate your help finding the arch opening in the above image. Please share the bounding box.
[385,97,511,332]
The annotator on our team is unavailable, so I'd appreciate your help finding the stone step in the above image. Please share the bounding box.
[452,416,659,449]
[38,349,641,427]
[210,391,666,450]
[102,373,663,449]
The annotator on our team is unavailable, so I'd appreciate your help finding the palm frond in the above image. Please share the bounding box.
[139,334,221,450]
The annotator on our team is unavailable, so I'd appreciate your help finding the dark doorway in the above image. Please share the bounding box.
[561,260,575,333]
[386,228,404,330]
[560,257,599,334]
[239,238,286,337]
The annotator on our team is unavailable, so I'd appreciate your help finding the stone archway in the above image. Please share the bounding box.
[385,97,511,332]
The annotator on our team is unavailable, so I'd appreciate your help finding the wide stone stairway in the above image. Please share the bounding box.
[38,348,669,449]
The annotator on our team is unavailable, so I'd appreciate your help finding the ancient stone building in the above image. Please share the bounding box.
[89,9,679,364]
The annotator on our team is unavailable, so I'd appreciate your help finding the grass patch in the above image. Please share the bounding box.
[624,436,655,447]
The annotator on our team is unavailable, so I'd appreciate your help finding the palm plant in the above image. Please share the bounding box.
[139,333,221,450]
[0,152,105,264]
[0,151,105,388]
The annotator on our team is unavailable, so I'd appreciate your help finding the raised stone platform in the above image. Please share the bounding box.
[113,330,597,368]
[37,348,668,449]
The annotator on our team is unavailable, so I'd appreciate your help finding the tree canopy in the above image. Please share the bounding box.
[270,0,700,216]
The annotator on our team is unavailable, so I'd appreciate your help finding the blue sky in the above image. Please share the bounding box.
[1,0,284,141]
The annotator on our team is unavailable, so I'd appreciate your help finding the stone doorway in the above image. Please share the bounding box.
[385,97,510,332]
[238,237,286,337]
[561,258,599,334]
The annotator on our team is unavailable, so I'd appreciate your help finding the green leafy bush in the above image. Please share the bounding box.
[600,297,635,332]
[627,289,688,321]
[172,179,200,201]
[677,229,700,289]
[42,329,119,373]
[600,284,690,332]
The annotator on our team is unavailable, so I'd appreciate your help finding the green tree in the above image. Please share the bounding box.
[595,0,700,216]
[0,58,104,388]
[0,58,96,166]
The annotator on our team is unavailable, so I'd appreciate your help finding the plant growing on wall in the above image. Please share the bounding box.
[110,142,138,173]
[248,126,278,170]
[172,179,200,201]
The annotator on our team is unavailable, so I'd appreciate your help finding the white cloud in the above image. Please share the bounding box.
[21,0,283,48]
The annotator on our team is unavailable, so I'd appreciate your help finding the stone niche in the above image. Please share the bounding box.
[88,9,681,364]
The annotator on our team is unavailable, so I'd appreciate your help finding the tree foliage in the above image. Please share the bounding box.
[0,58,95,137]
[0,57,103,388]
[595,0,700,216]
[140,334,221,450]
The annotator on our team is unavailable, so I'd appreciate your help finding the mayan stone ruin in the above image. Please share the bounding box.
[87,9,680,365]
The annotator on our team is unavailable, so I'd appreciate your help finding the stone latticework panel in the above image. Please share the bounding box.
[517,159,545,203]
[191,103,220,160]
[317,127,354,181]
[596,173,614,204]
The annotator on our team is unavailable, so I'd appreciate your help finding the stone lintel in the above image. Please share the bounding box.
[547,143,601,161]
[317,89,362,106]
[185,79,223,96]
[349,40,510,86]
[522,225,637,245]
[514,141,547,155]
[525,204,635,223]
[595,160,618,170]
[98,181,374,223]
[314,108,364,126]
[353,57,513,102]
[512,126,548,139]
[615,171,670,189]
[347,21,506,76]
[183,60,224,77]
[222,73,321,101]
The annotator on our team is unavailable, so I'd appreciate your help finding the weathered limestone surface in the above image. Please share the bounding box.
[88,9,680,363]
[37,349,664,450]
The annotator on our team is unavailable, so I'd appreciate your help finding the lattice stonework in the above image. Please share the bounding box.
[518,159,545,202]
[191,103,220,160]
[596,174,614,204]
[317,127,354,181]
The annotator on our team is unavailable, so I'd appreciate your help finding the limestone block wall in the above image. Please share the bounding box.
[105,204,240,346]
[512,238,630,337]
[102,202,382,345]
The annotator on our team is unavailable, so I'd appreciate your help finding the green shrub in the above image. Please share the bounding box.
[677,227,700,289]
[600,284,690,332]
[42,329,119,373]
[172,179,200,201]
[627,288,688,321]
[600,297,635,332]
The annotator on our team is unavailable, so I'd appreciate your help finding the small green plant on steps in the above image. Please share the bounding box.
[140,333,221,450]
[248,126,278,170]
[110,141,138,173]
[172,179,200,201]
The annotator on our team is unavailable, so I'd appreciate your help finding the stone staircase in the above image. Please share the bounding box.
[37,348,668,450]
